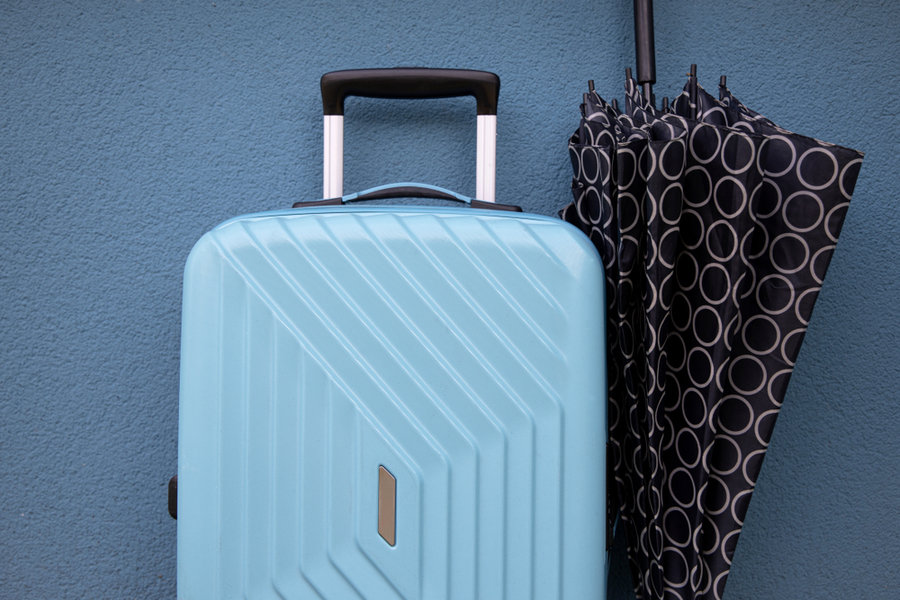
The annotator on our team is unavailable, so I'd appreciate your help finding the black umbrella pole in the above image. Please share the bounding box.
[633,0,656,103]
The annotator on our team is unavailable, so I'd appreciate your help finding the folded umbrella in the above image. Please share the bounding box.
[562,68,864,600]
[667,75,866,597]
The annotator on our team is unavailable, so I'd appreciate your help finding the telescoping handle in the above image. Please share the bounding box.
[320,68,500,202]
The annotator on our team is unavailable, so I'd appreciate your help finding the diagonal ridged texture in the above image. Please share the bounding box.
[177,208,607,599]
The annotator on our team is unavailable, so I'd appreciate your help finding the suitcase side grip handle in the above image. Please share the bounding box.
[321,68,499,116]
[294,183,522,212]
[168,475,177,519]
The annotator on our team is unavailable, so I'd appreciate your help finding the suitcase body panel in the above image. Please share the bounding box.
[177,206,607,599]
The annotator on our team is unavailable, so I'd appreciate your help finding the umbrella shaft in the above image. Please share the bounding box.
[633,0,656,86]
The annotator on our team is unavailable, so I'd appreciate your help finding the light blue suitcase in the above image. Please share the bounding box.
[176,69,607,599]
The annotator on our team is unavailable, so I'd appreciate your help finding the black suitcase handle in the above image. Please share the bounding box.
[321,68,500,116]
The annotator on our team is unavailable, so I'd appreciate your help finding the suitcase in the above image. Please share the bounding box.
[176,68,607,599]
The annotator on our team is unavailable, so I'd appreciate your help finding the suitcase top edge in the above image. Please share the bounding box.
[194,206,605,283]
[212,205,572,232]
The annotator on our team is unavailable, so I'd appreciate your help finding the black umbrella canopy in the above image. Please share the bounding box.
[562,71,864,600]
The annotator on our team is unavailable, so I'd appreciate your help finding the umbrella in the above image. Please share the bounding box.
[666,74,865,595]
[561,17,865,598]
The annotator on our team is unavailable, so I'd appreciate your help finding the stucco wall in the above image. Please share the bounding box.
[1,1,897,598]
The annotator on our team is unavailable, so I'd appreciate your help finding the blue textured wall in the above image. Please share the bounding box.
[1,1,897,598]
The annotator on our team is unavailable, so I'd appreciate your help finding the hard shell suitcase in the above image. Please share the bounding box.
[176,69,607,599]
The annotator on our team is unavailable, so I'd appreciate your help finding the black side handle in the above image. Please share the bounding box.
[606,442,615,550]
[168,475,177,520]
[321,68,500,116]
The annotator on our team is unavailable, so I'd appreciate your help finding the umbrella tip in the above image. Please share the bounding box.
[625,67,633,81]
[588,79,595,93]
[690,64,697,77]
[719,74,727,89]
